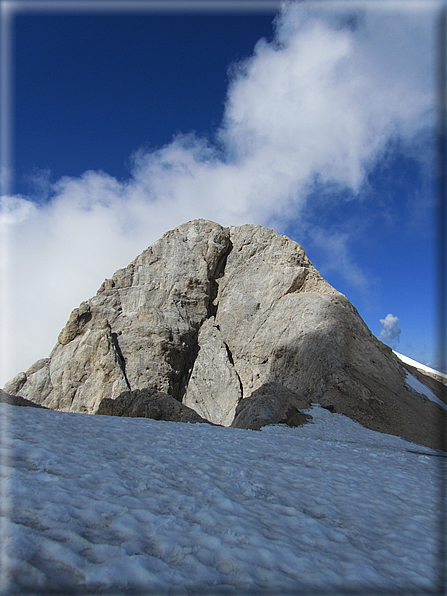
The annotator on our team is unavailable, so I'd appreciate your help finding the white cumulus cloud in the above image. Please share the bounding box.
[379,314,402,348]
[0,1,437,385]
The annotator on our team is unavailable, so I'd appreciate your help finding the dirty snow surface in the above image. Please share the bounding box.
[0,402,445,595]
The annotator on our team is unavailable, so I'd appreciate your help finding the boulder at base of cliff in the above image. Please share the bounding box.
[232,382,312,431]
[96,387,214,425]
[0,389,46,409]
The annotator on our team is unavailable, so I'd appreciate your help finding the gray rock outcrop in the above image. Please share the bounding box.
[5,220,230,414]
[232,382,312,430]
[96,388,212,424]
[183,317,242,426]
[0,389,46,409]
[4,219,446,450]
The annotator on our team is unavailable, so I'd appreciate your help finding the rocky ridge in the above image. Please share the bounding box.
[4,219,446,450]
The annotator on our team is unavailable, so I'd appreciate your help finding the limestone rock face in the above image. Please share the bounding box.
[214,224,337,396]
[183,317,242,426]
[232,382,312,431]
[96,388,211,424]
[5,220,230,414]
[4,218,446,449]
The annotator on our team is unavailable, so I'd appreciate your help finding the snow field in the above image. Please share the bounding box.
[0,402,444,594]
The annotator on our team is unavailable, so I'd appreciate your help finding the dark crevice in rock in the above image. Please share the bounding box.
[110,332,131,391]
[213,321,243,400]
[177,236,234,403]
[284,268,308,295]
[78,310,92,327]
[175,327,201,403]
[209,239,233,318]
[223,339,235,366]
[222,338,243,396]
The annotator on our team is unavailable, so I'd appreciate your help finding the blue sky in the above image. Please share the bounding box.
[14,11,278,191]
[0,0,444,385]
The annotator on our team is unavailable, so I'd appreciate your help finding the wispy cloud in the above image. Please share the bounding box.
[306,228,369,292]
[0,2,437,384]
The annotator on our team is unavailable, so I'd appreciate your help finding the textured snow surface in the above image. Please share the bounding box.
[0,402,445,595]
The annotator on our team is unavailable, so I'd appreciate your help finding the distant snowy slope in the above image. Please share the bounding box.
[1,403,444,595]
[394,351,447,380]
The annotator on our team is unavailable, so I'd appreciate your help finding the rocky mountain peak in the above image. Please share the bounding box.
[4,219,446,450]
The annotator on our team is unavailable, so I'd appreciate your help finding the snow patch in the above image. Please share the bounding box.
[404,371,447,411]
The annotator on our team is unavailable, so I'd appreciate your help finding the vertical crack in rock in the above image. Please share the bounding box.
[110,332,131,391]
[178,237,233,402]
[209,240,233,319]
[222,335,244,397]
[182,318,243,425]
[215,322,243,395]
[175,327,201,403]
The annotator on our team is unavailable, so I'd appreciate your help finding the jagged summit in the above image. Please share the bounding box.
[4,219,446,449]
